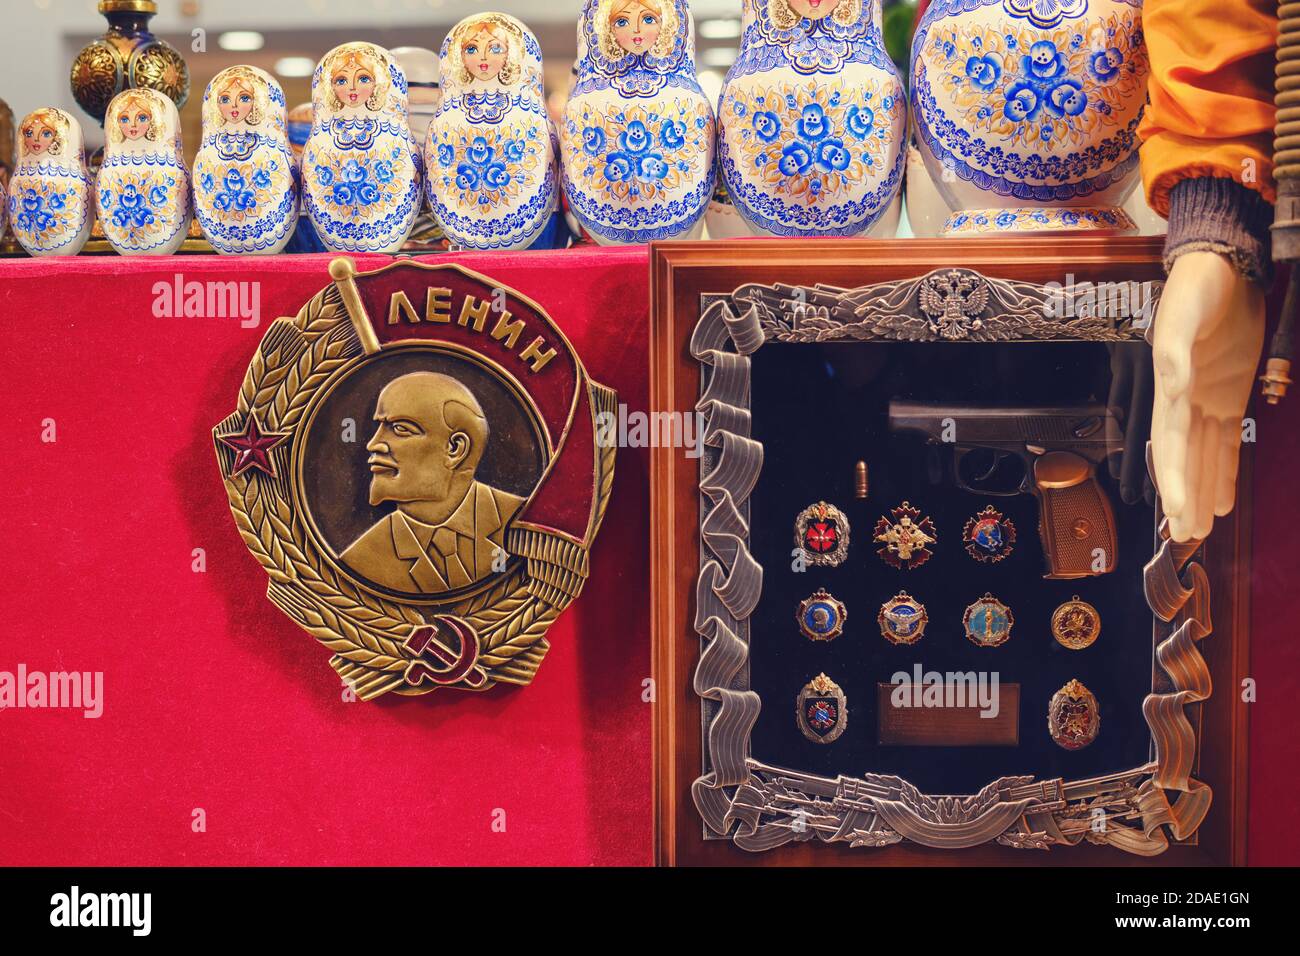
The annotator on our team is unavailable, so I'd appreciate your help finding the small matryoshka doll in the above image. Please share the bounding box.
[718,0,906,238]
[7,107,94,257]
[97,88,192,255]
[303,42,421,254]
[562,0,716,245]
[193,66,298,255]
[426,13,561,251]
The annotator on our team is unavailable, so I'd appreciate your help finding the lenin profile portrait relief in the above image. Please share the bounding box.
[340,371,525,595]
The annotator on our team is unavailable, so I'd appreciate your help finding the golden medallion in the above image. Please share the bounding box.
[872,501,937,570]
[1051,595,1101,650]
[878,591,928,645]
[797,673,847,744]
[963,593,1014,647]
[797,589,846,642]
[794,500,850,567]
[1048,679,1101,750]
[215,258,616,698]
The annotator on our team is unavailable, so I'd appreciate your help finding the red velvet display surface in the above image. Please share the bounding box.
[0,248,1296,866]
[0,249,651,866]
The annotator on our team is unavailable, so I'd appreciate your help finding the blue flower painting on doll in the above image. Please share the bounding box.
[1024,39,1068,84]
[918,7,1145,157]
[109,181,168,230]
[315,153,403,212]
[208,166,274,213]
[12,186,68,239]
[911,0,1149,233]
[966,54,1002,90]
[1088,45,1124,81]
[99,173,183,248]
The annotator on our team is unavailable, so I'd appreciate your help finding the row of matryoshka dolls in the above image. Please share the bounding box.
[2,0,1156,257]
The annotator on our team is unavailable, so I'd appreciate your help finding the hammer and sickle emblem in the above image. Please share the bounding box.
[402,617,488,690]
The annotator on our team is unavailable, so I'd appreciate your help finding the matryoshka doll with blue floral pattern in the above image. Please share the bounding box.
[561,0,717,245]
[193,66,298,255]
[96,88,192,256]
[426,13,562,252]
[718,0,907,238]
[910,0,1149,235]
[8,107,95,257]
[304,42,422,254]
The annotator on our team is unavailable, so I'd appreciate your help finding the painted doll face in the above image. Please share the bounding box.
[462,27,509,82]
[787,0,842,21]
[217,78,256,124]
[611,1,662,55]
[115,100,153,141]
[21,119,58,156]
[332,61,377,108]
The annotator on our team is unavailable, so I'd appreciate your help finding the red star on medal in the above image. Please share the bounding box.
[219,415,290,478]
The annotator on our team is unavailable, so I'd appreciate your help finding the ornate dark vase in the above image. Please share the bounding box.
[70,0,190,128]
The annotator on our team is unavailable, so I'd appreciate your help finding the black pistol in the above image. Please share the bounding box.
[888,402,1121,579]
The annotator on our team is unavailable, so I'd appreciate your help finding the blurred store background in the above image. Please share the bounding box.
[0,0,918,164]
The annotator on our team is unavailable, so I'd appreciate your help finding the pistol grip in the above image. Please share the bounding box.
[1032,451,1117,579]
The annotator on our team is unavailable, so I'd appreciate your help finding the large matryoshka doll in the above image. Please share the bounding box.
[193,66,298,255]
[303,42,421,254]
[718,0,906,238]
[8,107,94,257]
[426,13,560,251]
[561,0,717,244]
[910,0,1149,235]
[97,88,192,255]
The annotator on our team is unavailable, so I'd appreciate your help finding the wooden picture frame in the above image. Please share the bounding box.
[650,238,1251,867]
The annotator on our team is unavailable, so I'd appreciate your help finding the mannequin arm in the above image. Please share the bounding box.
[1151,251,1265,542]
[1139,0,1277,542]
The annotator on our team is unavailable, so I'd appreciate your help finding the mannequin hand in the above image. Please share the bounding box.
[1151,252,1265,542]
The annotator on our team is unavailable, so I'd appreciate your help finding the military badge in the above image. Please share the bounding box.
[797,673,847,744]
[962,505,1016,563]
[794,501,850,567]
[1048,679,1101,750]
[878,591,928,645]
[215,258,615,698]
[797,589,846,642]
[872,501,936,570]
[963,593,1014,647]
[1051,595,1101,650]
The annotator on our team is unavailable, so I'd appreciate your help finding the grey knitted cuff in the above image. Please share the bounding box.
[1163,177,1274,285]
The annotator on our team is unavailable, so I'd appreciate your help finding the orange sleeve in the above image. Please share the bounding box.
[1138,0,1277,217]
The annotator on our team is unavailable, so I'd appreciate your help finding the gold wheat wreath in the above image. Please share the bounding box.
[214,258,617,699]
